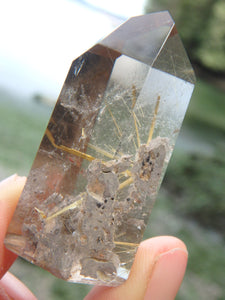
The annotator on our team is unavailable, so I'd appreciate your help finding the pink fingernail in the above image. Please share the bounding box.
[144,248,188,300]
[0,174,26,192]
[0,283,10,300]
[0,174,18,184]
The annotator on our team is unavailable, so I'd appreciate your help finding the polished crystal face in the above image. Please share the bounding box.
[5,11,195,286]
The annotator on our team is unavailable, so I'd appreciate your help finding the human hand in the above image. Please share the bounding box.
[0,175,188,300]
[0,174,36,299]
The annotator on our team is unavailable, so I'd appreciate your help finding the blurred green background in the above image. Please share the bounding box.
[1,0,225,299]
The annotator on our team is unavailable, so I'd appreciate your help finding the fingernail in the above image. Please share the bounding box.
[0,175,26,205]
[144,248,188,300]
[0,174,26,187]
[0,174,18,185]
[0,283,11,300]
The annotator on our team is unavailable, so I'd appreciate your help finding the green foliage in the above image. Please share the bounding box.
[145,0,225,73]
[187,80,225,131]
[196,1,225,71]
[164,151,225,235]
[161,78,225,235]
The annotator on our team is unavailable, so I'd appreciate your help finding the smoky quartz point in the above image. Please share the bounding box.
[5,11,195,285]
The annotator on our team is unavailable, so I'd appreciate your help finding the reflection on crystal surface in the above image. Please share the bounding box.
[5,11,195,286]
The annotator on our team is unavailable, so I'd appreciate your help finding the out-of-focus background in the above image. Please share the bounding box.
[0,0,224,299]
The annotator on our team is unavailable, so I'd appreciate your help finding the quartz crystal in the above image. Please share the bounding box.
[5,11,195,286]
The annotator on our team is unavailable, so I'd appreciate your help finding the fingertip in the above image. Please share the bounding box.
[0,174,26,227]
[140,236,188,258]
[85,236,188,300]
[144,246,188,299]
[0,174,26,189]
[0,175,26,278]
[1,272,37,300]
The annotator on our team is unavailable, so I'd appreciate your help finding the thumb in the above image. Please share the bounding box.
[85,236,188,300]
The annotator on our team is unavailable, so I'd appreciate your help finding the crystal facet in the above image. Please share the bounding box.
[5,12,195,286]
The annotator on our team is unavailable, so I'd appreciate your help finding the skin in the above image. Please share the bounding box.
[0,175,188,300]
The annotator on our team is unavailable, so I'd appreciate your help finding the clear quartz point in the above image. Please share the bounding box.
[5,11,195,286]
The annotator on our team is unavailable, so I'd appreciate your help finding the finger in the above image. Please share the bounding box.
[0,174,26,278]
[144,245,188,300]
[85,236,188,300]
[0,272,37,300]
